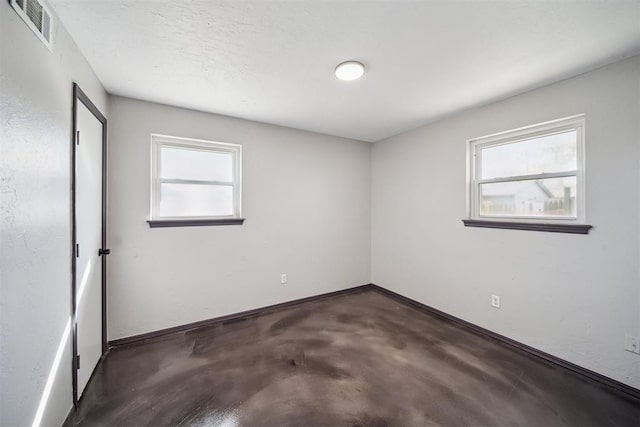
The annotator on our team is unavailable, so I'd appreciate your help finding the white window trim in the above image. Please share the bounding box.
[467,114,586,224]
[150,134,242,221]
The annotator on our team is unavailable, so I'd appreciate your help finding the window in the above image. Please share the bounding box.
[149,134,242,226]
[466,115,591,233]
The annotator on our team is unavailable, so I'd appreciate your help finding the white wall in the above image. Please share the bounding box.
[372,56,640,388]
[107,96,371,340]
[0,2,108,426]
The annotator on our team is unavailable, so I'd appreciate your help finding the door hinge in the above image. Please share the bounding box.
[76,243,80,258]
[76,355,80,369]
[76,130,80,145]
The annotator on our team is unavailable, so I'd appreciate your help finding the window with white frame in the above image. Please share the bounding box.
[150,134,242,221]
[468,115,585,223]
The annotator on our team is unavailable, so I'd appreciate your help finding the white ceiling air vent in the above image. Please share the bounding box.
[10,0,53,51]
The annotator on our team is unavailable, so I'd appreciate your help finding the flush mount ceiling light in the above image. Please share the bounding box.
[335,61,365,81]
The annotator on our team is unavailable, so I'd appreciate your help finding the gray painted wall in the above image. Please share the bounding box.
[0,2,108,426]
[107,96,371,340]
[371,56,640,388]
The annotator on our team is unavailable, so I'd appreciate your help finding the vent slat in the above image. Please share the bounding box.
[26,0,44,32]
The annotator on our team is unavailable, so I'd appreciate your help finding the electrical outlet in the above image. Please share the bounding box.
[624,334,640,354]
[280,273,287,284]
[491,294,501,308]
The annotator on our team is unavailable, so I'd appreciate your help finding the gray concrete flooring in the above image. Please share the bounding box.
[67,289,640,426]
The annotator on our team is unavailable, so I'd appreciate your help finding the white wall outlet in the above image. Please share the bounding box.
[624,334,640,354]
[280,273,287,284]
[491,294,501,308]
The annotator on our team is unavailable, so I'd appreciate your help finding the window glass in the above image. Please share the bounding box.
[161,146,233,182]
[481,130,577,179]
[159,183,233,217]
[480,176,577,218]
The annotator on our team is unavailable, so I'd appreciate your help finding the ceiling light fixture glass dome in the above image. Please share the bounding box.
[335,61,365,81]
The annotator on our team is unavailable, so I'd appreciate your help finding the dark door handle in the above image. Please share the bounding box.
[98,248,111,256]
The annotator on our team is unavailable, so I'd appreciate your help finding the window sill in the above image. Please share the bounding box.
[148,218,245,228]
[462,219,592,234]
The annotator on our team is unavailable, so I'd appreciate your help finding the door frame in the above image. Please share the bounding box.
[71,83,108,407]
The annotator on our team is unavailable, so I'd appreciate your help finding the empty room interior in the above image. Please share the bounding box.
[2,0,640,425]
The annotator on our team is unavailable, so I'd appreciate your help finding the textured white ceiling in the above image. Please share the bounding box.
[50,0,640,142]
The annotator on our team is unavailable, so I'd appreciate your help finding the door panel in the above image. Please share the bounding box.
[75,100,103,397]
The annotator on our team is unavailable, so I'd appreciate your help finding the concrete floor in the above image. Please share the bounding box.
[67,289,639,426]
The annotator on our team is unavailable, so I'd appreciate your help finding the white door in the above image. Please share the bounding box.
[75,100,104,398]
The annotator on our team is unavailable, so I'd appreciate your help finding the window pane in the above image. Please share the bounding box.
[160,183,233,217]
[480,176,577,218]
[161,146,233,182]
[481,131,577,179]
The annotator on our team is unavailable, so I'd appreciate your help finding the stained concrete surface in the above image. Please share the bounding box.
[67,289,640,426]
